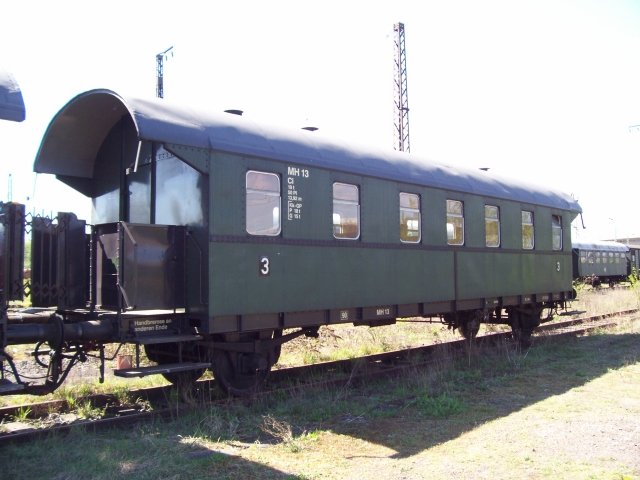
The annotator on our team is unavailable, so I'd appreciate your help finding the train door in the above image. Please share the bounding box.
[92,116,139,224]
[126,141,153,224]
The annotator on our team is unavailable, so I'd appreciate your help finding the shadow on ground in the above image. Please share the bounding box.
[326,330,640,459]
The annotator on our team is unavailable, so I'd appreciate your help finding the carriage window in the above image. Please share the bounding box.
[485,205,500,247]
[333,183,360,239]
[447,200,464,246]
[156,147,204,226]
[246,171,281,236]
[400,193,421,243]
[552,215,562,251]
[522,210,534,249]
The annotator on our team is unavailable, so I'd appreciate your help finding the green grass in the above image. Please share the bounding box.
[416,392,465,417]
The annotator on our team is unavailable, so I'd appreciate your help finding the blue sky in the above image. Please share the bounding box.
[2,0,640,240]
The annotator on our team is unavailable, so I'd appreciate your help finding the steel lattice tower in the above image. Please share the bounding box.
[393,23,410,152]
[156,46,174,98]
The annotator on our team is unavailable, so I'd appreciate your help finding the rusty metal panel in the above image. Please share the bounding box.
[0,202,25,301]
[2,206,87,309]
[56,213,89,309]
[30,215,57,307]
[95,222,185,311]
[121,223,185,310]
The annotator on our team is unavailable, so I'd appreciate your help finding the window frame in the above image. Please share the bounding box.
[332,182,360,240]
[245,170,282,236]
[399,192,421,244]
[484,205,500,248]
[552,214,563,251]
[522,210,535,250]
[446,199,464,246]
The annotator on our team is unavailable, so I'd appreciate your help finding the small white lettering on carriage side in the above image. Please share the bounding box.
[132,318,170,333]
[287,166,308,221]
[287,166,309,178]
[376,308,391,316]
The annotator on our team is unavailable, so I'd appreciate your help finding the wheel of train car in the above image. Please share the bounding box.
[270,329,283,365]
[508,307,540,348]
[212,349,269,396]
[144,342,207,388]
[457,310,483,340]
[212,330,282,397]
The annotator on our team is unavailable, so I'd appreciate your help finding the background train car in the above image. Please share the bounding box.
[628,245,640,277]
[0,67,25,394]
[1,89,581,396]
[0,67,25,122]
[572,240,630,287]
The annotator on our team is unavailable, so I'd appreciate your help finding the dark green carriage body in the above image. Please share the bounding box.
[33,90,581,337]
[203,153,576,334]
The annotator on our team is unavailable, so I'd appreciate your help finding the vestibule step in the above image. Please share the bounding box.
[0,379,25,394]
[114,362,211,378]
[134,334,203,345]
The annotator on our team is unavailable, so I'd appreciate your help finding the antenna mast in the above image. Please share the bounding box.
[393,23,410,152]
[156,46,174,98]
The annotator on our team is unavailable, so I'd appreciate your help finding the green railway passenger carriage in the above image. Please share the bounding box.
[630,246,640,277]
[572,240,630,287]
[0,89,581,395]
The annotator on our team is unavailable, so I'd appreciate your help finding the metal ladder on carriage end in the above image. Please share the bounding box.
[113,334,211,379]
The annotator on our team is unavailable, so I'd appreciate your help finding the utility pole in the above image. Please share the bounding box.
[393,22,410,152]
[156,46,174,98]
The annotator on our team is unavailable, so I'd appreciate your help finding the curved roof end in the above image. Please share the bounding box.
[0,68,26,122]
[34,89,135,179]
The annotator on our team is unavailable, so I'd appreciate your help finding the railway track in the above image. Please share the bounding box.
[1,308,637,446]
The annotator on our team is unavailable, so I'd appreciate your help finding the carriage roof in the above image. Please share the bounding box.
[34,89,581,213]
